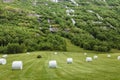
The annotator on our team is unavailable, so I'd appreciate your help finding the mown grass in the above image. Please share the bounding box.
[0,51,120,80]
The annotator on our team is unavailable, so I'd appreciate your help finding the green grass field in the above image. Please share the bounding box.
[0,51,120,80]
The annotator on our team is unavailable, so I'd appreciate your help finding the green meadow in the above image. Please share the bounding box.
[0,51,120,80]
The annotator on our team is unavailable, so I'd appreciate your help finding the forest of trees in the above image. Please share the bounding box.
[0,0,120,54]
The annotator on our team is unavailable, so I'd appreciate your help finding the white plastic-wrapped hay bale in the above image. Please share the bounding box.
[2,54,8,58]
[117,56,120,60]
[67,58,73,64]
[49,60,57,68]
[84,53,87,56]
[0,58,6,65]
[12,61,23,70]
[107,54,111,58]
[54,52,57,55]
[93,55,98,59]
[86,57,92,62]
[26,52,30,54]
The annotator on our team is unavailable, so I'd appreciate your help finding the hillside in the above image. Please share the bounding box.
[0,0,120,53]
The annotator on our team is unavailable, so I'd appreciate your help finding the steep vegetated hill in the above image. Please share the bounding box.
[0,0,120,53]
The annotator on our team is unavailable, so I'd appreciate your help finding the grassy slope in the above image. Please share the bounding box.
[65,38,84,52]
[0,51,120,80]
[65,38,106,53]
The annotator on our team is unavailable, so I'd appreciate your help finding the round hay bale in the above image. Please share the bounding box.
[0,58,6,65]
[37,55,42,58]
[86,57,92,62]
[93,55,98,59]
[26,52,30,54]
[12,61,23,70]
[84,53,87,56]
[54,52,57,55]
[117,56,120,60]
[67,58,73,64]
[107,54,111,58]
[2,54,8,58]
[49,60,57,68]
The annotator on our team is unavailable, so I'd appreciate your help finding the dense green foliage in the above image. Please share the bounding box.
[0,0,120,53]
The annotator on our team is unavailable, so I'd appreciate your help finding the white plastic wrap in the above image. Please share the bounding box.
[0,58,6,65]
[12,61,23,70]
[67,58,73,64]
[49,60,57,68]
[86,57,92,62]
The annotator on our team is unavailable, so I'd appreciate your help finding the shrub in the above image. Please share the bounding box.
[7,43,26,54]
[0,46,7,54]
[93,45,111,52]
[37,55,42,58]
